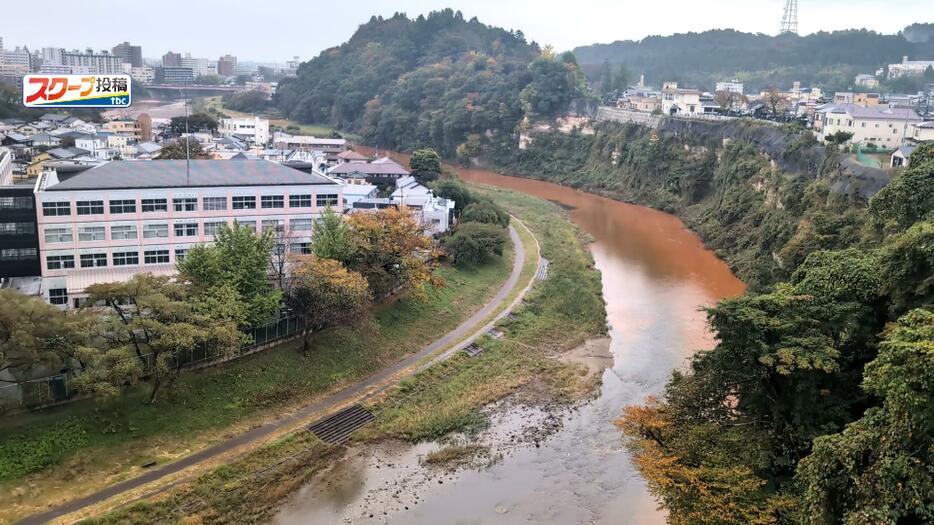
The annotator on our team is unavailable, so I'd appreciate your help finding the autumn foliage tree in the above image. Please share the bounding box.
[288,257,370,355]
[346,207,441,298]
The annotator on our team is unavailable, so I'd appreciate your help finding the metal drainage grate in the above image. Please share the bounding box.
[535,258,550,281]
[463,343,484,357]
[487,328,504,339]
[309,404,375,444]
[506,312,518,322]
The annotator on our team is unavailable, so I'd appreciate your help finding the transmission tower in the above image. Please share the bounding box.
[780,0,798,35]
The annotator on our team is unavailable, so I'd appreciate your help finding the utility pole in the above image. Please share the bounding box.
[183,79,190,186]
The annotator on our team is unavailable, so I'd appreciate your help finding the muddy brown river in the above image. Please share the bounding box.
[275,155,745,524]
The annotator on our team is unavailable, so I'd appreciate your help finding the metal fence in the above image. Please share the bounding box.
[0,315,302,413]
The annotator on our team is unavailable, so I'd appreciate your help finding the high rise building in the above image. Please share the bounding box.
[217,54,237,77]
[62,49,123,74]
[41,47,65,65]
[0,46,31,81]
[179,54,214,77]
[162,51,181,67]
[112,41,143,67]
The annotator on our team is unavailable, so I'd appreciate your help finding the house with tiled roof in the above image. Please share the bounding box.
[327,156,410,185]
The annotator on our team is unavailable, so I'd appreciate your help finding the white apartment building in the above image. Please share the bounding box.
[62,49,123,75]
[814,104,922,147]
[33,160,342,307]
[123,64,155,84]
[887,56,934,78]
[220,116,270,145]
[179,55,215,77]
[0,47,30,80]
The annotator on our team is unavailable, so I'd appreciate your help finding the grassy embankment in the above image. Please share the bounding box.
[195,96,362,141]
[79,186,607,525]
[0,247,514,524]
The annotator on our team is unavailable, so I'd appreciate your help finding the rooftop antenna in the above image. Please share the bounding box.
[780,0,798,35]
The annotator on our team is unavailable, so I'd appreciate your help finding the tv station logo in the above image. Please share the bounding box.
[23,74,132,108]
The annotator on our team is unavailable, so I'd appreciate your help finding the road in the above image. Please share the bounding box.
[15,224,535,525]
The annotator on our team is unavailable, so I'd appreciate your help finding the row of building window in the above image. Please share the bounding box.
[0,248,38,261]
[41,194,340,217]
[43,219,315,245]
[47,249,173,270]
[0,196,34,210]
[0,221,35,235]
[45,243,311,271]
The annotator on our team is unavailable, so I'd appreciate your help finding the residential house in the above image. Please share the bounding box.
[911,121,934,142]
[350,175,454,235]
[834,92,882,106]
[25,152,53,178]
[134,142,163,159]
[327,156,410,185]
[814,104,922,148]
[271,132,347,161]
[220,116,269,146]
[16,122,51,136]
[339,181,379,208]
[661,82,701,116]
[30,133,61,148]
[102,119,142,140]
[891,144,915,168]
[336,149,369,164]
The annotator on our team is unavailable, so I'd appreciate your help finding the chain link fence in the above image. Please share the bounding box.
[0,315,302,413]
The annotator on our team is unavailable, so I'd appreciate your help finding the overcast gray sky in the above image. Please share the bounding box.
[2,0,932,62]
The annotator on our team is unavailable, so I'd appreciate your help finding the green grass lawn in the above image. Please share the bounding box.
[0,251,512,524]
[80,187,607,525]
[365,186,607,441]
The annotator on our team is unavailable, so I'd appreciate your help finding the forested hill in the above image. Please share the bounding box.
[274,9,589,156]
[573,27,934,92]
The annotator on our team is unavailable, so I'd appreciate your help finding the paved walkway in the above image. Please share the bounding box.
[16,224,534,525]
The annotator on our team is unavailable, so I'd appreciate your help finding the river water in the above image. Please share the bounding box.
[275,156,745,524]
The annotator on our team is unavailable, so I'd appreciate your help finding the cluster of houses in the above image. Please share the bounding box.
[0,110,455,309]
[608,74,933,168]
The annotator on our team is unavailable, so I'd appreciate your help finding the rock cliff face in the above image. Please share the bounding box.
[483,118,883,288]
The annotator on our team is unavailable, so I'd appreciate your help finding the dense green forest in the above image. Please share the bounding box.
[479,121,934,523]
[573,27,934,92]
[274,9,589,156]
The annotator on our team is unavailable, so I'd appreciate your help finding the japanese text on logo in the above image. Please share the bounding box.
[23,74,132,108]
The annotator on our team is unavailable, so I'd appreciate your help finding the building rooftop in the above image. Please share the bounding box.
[42,159,337,192]
[818,103,921,121]
[338,150,369,161]
[329,158,410,176]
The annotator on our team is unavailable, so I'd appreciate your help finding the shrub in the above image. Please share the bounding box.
[461,200,510,228]
[444,222,508,265]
